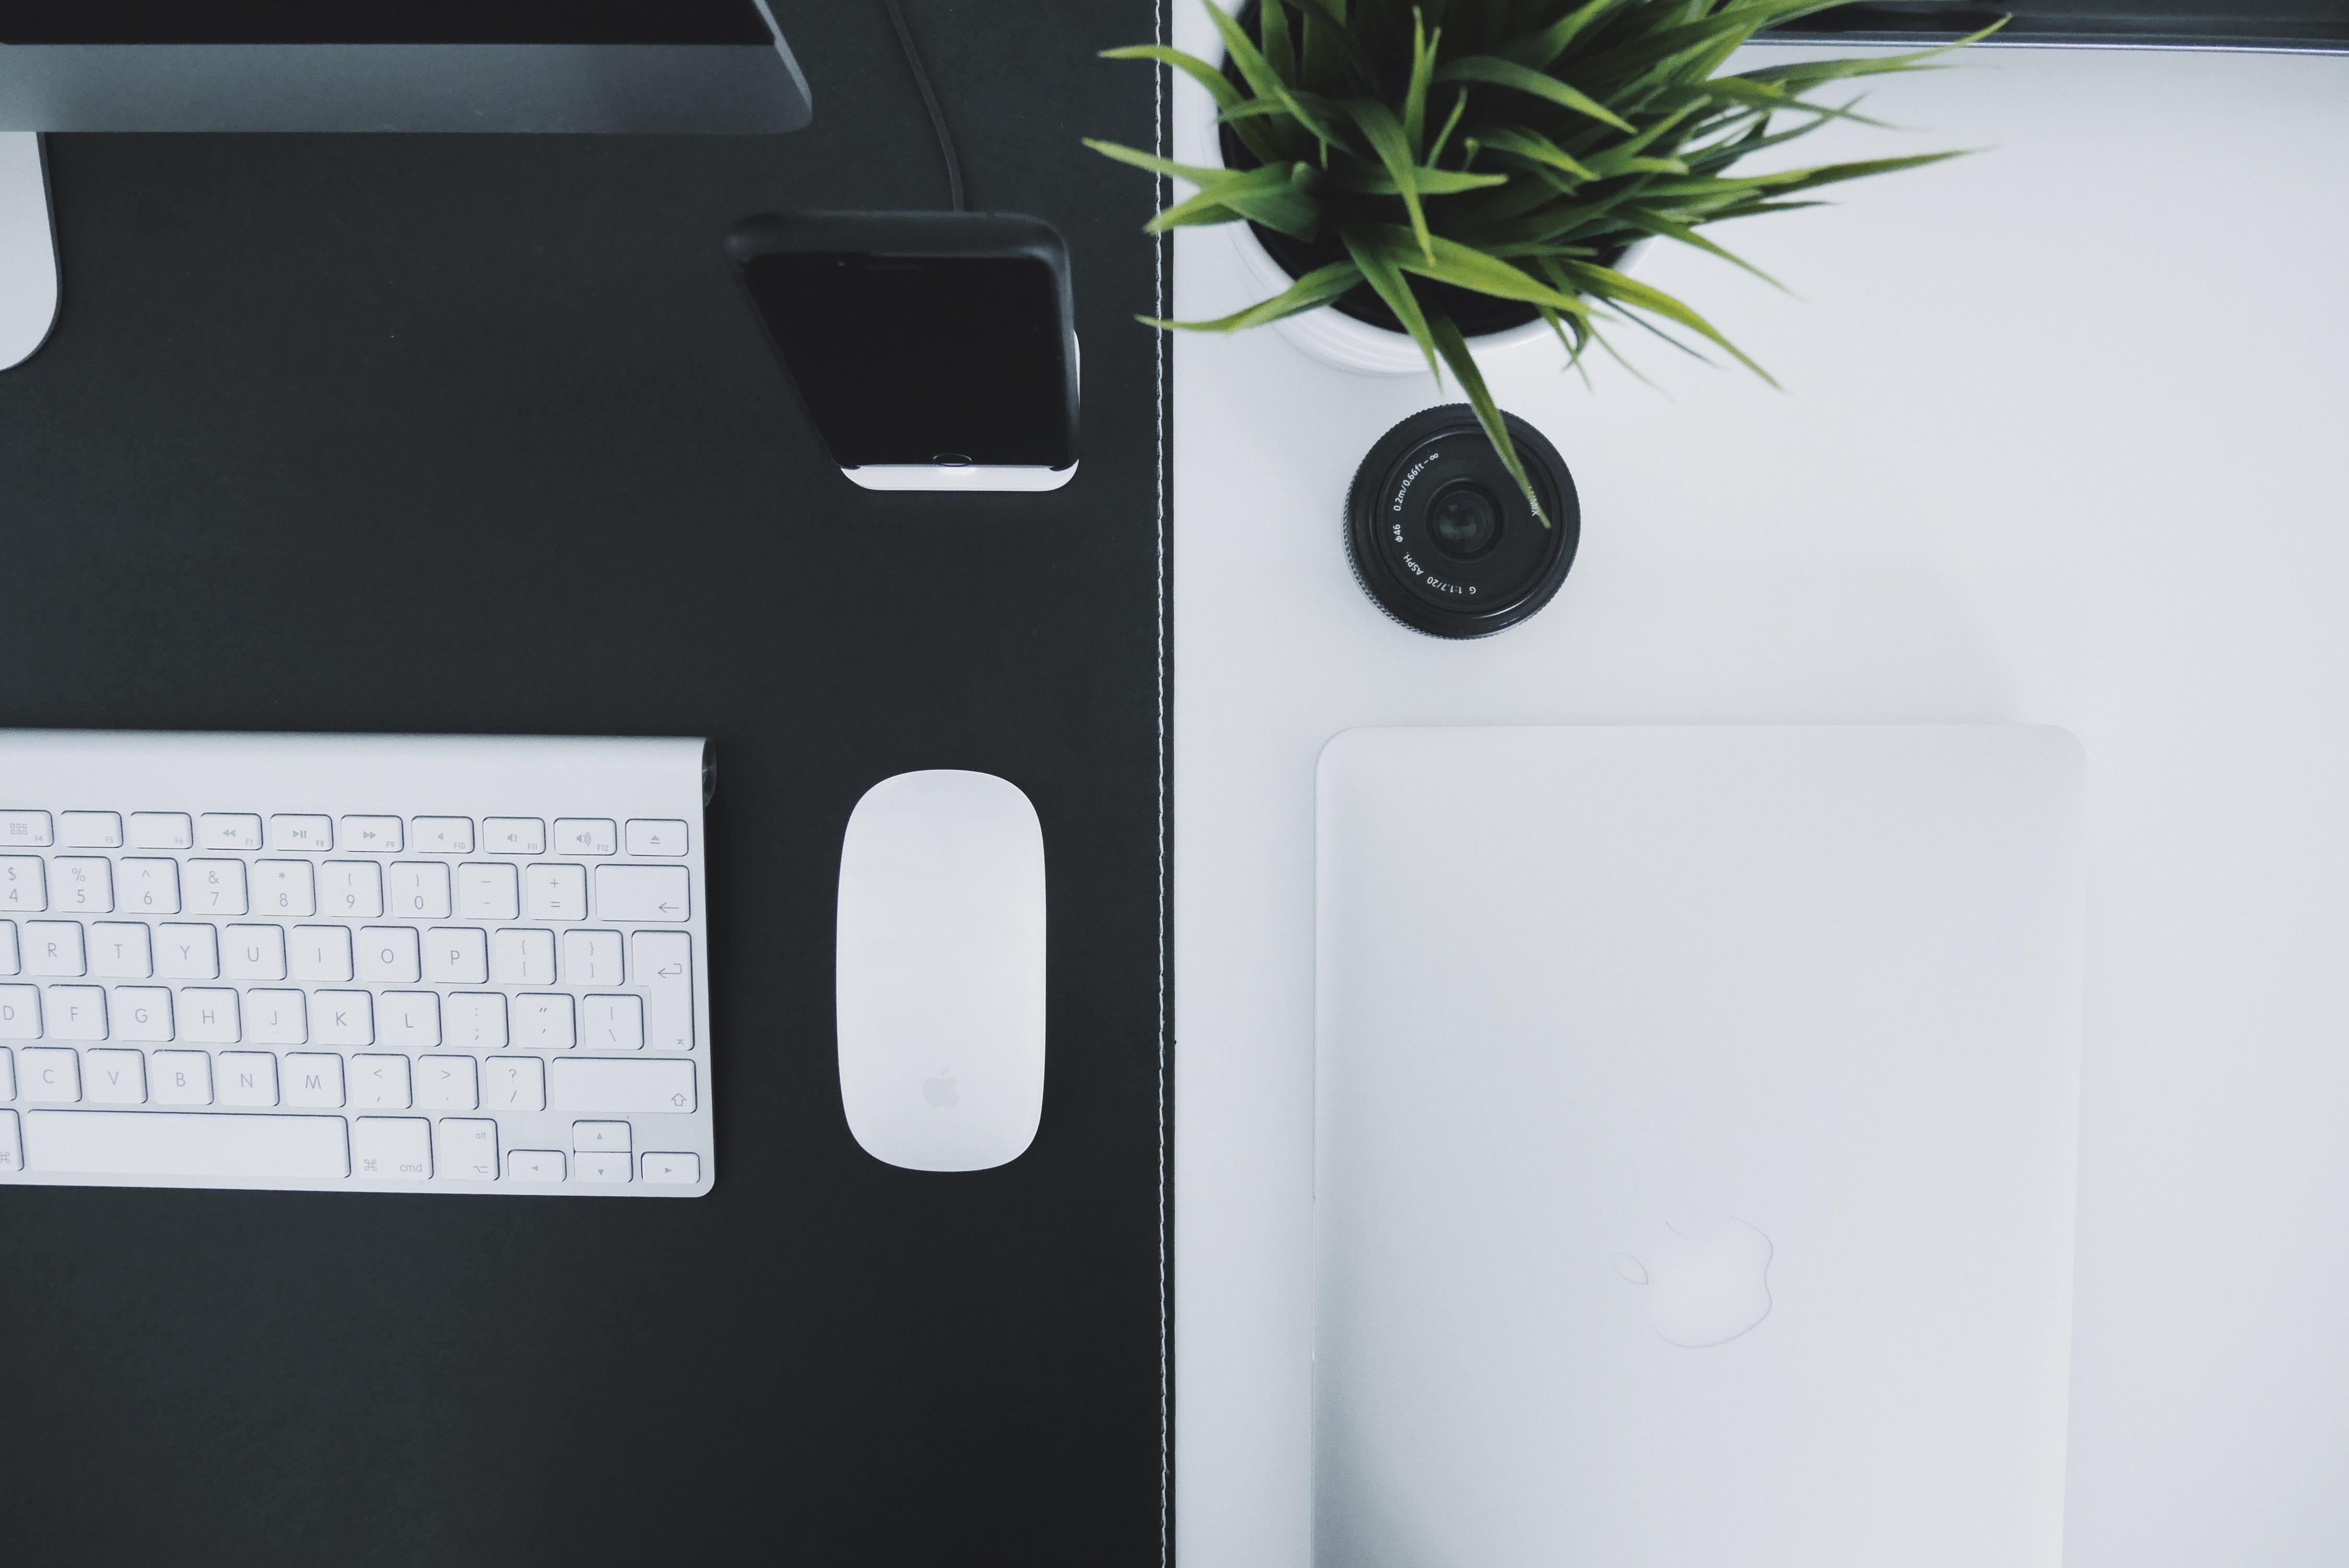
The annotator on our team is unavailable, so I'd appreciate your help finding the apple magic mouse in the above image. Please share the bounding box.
[836,770,1046,1171]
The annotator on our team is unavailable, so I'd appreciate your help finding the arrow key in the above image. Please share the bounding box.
[572,1119,631,1154]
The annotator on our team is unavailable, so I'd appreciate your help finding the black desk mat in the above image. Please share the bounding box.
[0,3,1170,1562]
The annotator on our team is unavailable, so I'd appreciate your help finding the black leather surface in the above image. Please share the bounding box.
[0,3,1169,1562]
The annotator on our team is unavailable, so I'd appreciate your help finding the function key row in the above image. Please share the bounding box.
[0,812,689,857]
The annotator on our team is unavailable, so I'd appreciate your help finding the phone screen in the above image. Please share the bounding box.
[740,251,1073,470]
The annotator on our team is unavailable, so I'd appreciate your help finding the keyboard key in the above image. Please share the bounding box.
[244,989,308,1046]
[0,811,53,846]
[562,929,623,986]
[350,1054,412,1110]
[572,1120,631,1153]
[88,923,153,980]
[289,925,355,984]
[524,864,587,922]
[0,919,15,975]
[24,921,86,977]
[594,865,690,923]
[483,818,546,855]
[576,1152,631,1184]
[625,819,690,856]
[507,1149,564,1183]
[119,858,181,915]
[267,815,333,852]
[491,928,556,985]
[85,1047,146,1103]
[187,859,249,915]
[314,991,374,1047]
[356,927,421,984]
[417,1055,478,1111]
[197,813,263,851]
[156,924,220,981]
[380,993,442,1048]
[582,995,644,1051]
[555,818,617,856]
[423,927,488,985]
[483,1055,545,1112]
[437,1118,499,1181]
[26,1110,348,1180]
[221,925,288,982]
[0,1109,17,1173]
[178,988,241,1045]
[632,932,695,1051]
[0,984,40,1040]
[151,1048,214,1104]
[113,986,174,1042]
[283,1053,346,1107]
[0,1050,12,1100]
[352,1117,432,1181]
[339,815,403,853]
[514,994,575,1050]
[52,857,112,913]
[551,1058,696,1114]
[217,1050,279,1106]
[411,817,475,855]
[389,862,452,919]
[19,1046,78,1100]
[457,863,519,920]
[60,811,123,848]
[127,812,194,850]
[321,862,385,918]
[642,1152,701,1185]
[46,985,107,1040]
[445,993,508,1050]
[252,860,316,917]
[1,855,46,912]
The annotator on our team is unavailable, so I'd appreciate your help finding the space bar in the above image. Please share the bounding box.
[26,1111,351,1180]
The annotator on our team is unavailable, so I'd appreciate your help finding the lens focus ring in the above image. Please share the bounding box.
[1344,405,1580,639]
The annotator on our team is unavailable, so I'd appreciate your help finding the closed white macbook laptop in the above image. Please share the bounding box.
[1315,726,2086,1566]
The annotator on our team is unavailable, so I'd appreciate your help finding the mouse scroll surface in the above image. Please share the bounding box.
[836,771,1047,1171]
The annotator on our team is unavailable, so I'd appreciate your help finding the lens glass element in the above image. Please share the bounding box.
[1427,483,1501,560]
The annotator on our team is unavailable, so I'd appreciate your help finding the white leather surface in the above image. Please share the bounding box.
[1171,33,2349,1568]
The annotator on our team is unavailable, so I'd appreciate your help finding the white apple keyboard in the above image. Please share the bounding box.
[0,730,713,1197]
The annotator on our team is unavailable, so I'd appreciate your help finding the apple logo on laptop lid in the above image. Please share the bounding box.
[1614,1219,1775,1349]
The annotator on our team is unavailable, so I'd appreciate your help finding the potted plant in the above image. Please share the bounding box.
[1088,0,1994,512]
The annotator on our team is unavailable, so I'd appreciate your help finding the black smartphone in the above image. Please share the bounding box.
[727,212,1079,491]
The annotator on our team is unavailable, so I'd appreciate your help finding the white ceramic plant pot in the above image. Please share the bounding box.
[1225,219,1557,378]
[1227,221,1649,378]
[1191,19,1642,380]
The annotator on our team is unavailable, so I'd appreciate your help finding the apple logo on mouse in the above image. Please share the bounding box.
[922,1068,960,1109]
[1613,1219,1774,1349]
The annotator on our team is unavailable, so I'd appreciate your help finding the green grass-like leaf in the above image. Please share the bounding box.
[1427,312,1547,522]
[1434,54,1636,133]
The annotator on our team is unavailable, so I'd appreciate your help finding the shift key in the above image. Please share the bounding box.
[551,1057,697,1114]
[594,865,689,922]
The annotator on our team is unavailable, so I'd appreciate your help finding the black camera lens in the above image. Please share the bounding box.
[1344,405,1579,639]
[1427,482,1502,559]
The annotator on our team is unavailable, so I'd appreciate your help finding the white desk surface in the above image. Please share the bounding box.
[1170,29,2349,1568]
